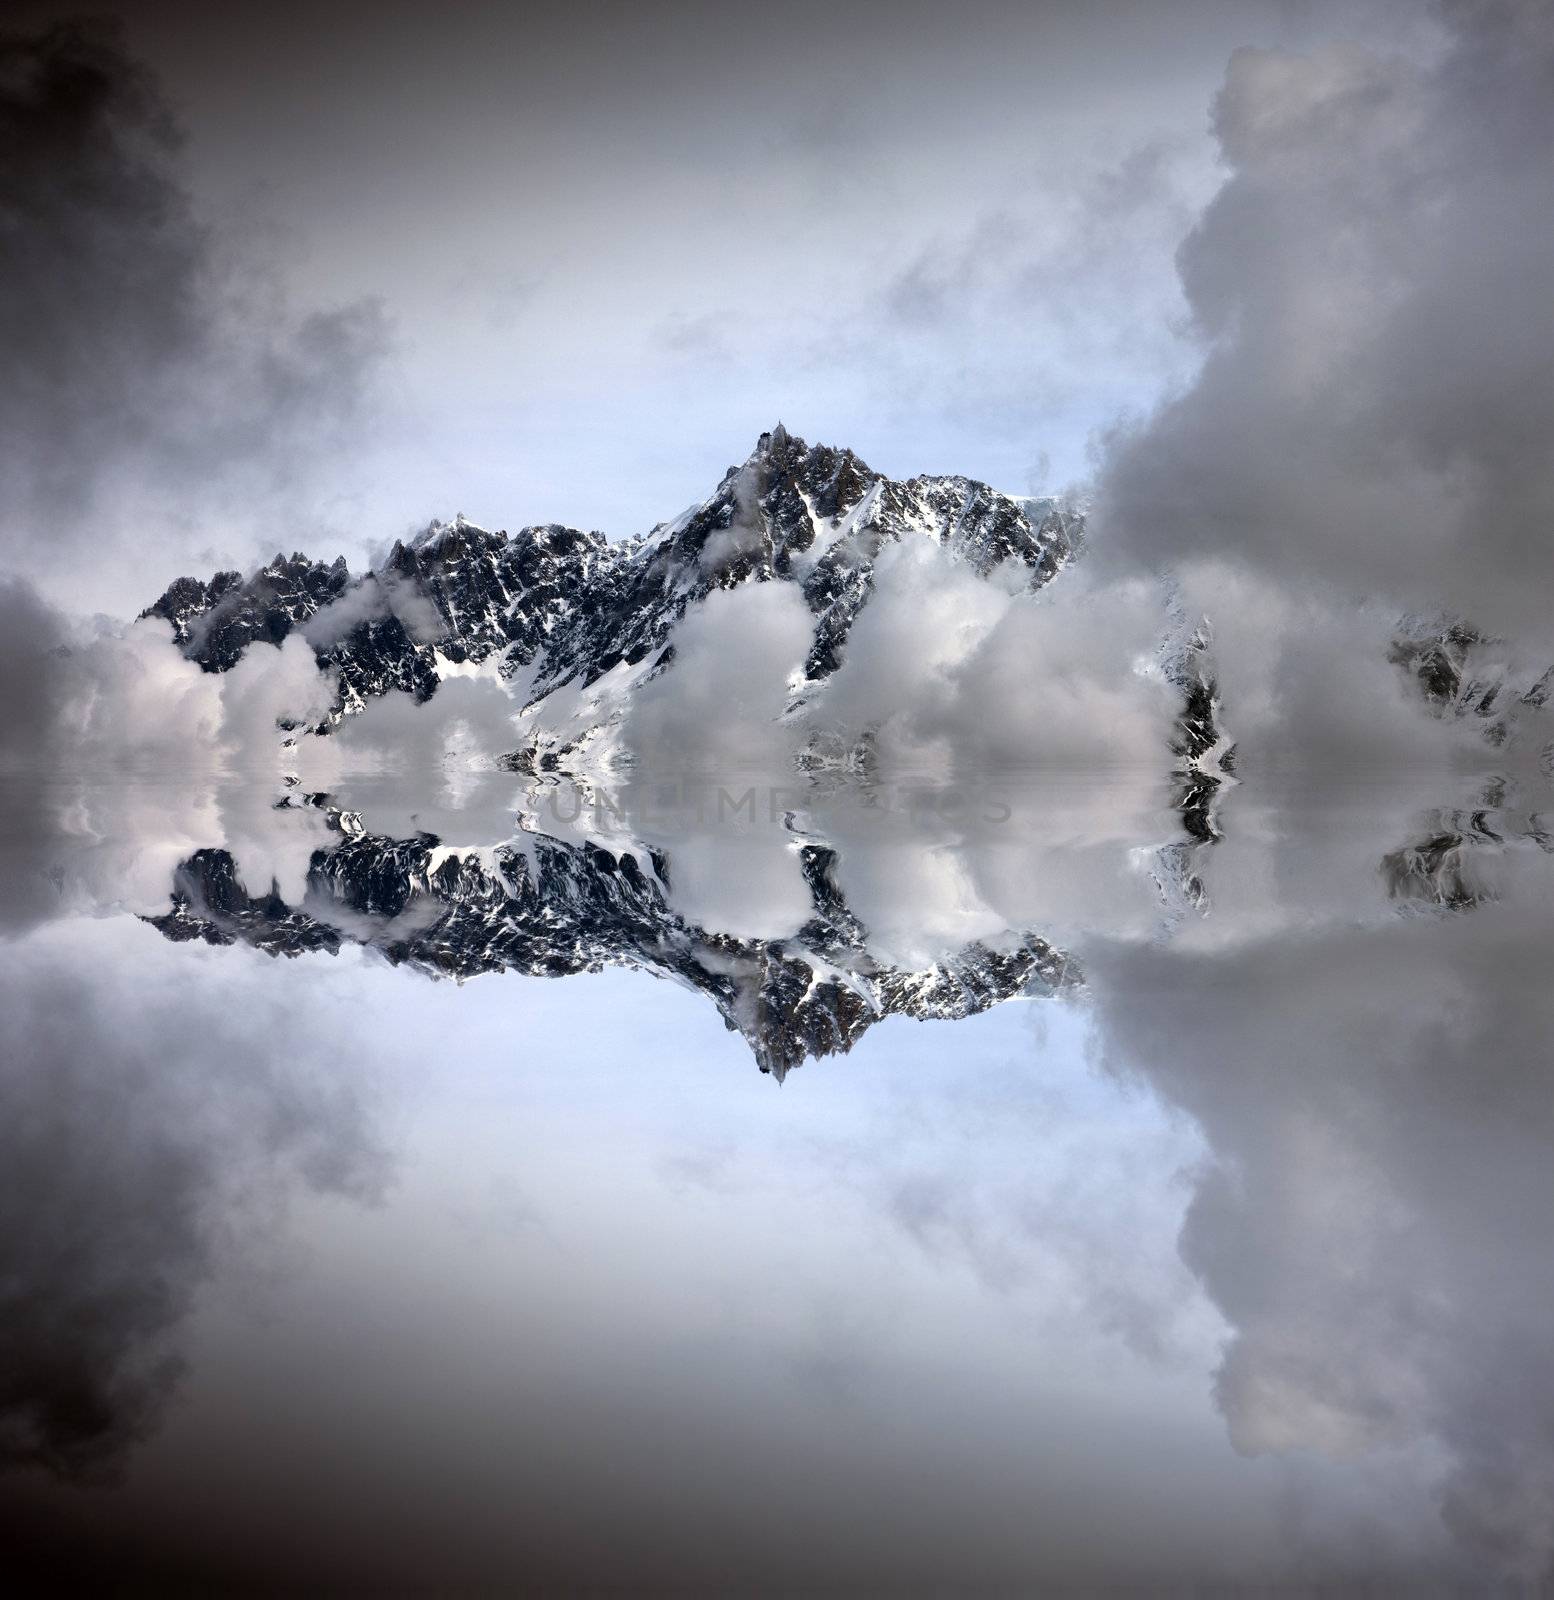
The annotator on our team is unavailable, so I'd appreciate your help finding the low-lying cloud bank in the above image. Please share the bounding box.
[0,578,341,929]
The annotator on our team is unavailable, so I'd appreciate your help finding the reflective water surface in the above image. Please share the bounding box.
[5,740,1554,1594]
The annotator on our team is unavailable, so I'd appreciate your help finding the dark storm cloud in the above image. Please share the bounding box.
[1068,17,1554,1570]
[0,925,387,1481]
[0,578,67,770]
[1092,0,1554,637]
[0,580,75,934]
[1090,904,1554,1581]
[0,19,388,597]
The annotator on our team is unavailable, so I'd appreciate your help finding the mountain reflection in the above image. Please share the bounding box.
[135,746,1551,1079]
[150,828,1079,1082]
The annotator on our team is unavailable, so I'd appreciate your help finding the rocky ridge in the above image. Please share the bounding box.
[145,425,1081,726]
[148,819,1079,1079]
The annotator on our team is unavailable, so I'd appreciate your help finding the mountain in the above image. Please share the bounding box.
[147,820,1079,1079]
[1390,614,1554,744]
[144,425,1081,724]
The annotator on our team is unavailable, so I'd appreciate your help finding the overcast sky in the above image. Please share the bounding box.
[4,1,1554,1589]
[3,0,1443,613]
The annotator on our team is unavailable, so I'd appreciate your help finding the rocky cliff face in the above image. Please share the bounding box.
[148,820,1078,1079]
[145,425,1081,719]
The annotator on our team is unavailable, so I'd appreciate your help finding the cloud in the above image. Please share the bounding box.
[308,672,526,846]
[803,536,1016,768]
[800,538,1180,778]
[655,310,735,366]
[0,579,78,932]
[0,918,387,1482]
[1091,0,1554,643]
[0,577,68,767]
[1088,896,1554,1581]
[0,20,391,611]
[811,139,1212,480]
[302,574,445,651]
[1040,0,1554,958]
[842,1030,1211,1364]
[0,577,344,929]
[621,582,816,938]
[788,545,1189,958]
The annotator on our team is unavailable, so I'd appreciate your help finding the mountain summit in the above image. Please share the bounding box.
[144,428,1081,717]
